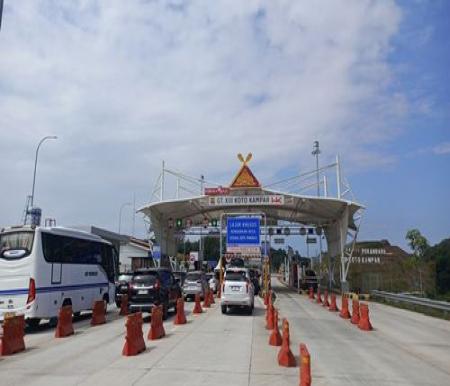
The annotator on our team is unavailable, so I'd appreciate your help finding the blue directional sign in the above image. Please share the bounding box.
[227,217,260,246]
[152,245,161,260]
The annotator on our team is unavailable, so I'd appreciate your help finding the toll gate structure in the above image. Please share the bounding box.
[138,153,364,291]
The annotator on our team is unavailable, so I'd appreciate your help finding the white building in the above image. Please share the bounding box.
[119,237,153,273]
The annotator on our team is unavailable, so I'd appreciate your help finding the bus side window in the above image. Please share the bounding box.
[101,245,115,283]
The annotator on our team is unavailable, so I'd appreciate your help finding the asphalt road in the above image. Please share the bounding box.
[0,296,297,386]
[272,278,450,386]
[1,281,449,385]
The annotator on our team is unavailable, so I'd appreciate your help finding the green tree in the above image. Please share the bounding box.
[405,229,432,295]
[424,238,450,299]
[406,229,430,259]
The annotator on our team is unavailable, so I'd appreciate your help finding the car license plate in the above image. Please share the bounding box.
[231,286,240,291]
[138,290,148,295]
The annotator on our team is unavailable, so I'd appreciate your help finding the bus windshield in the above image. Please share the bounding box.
[0,231,35,259]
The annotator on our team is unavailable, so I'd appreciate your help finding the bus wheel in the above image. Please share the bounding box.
[26,318,41,328]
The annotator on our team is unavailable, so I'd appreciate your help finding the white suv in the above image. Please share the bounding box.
[221,268,254,315]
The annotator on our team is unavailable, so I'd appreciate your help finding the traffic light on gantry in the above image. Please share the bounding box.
[176,218,183,228]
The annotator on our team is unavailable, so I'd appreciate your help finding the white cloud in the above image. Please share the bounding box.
[433,142,450,155]
[0,0,404,234]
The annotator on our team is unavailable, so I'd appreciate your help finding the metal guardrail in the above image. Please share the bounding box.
[371,290,450,312]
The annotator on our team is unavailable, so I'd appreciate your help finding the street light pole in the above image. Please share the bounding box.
[30,135,58,209]
[118,202,132,234]
[312,141,321,197]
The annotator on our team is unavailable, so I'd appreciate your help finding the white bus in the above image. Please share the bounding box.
[0,225,117,327]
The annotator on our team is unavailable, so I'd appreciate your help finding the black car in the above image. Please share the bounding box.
[115,273,133,307]
[128,268,182,320]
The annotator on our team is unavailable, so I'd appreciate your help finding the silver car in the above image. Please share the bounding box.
[221,268,254,315]
[183,271,208,300]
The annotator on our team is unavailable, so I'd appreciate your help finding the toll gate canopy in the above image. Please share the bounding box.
[138,154,364,288]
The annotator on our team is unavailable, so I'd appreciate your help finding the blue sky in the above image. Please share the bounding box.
[0,1,448,252]
[355,0,450,248]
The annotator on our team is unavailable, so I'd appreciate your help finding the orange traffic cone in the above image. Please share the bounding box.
[266,304,275,330]
[174,298,187,325]
[308,287,314,300]
[339,295,351,319]
[119,294,129,316]
[209,290,215,305]
[148,305,165,340]
[277,319,296,367]
[55,305,74,338]
[203,289,211,308]
[351,300,360,325]
[122,312,146,356]
[269,309,282,346]
[316,288,322,304]
[193,293,203,314]
[358,303,373,331]
[329,293,339,312]
[322,290,330,308]
[91,300,106,326]
[299,343,311,386]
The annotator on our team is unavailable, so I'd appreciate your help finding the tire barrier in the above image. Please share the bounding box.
[308,287,314,300]
[55,305,74,338]
[119,294,129,316]
[269,309,282,346]
[358,303,373,331]
[266,302,275,330]
[351,300,360,325]
[299,343,311,386]
[329,294,339,312]
[148,305,166,340]
[0,314,25,356]
[122,312,146,356]
[278,319,296,367]
[322,290,330,308]
[174,298,187,325]
[339,295,351,319]
[203,289,211,308]
[193,293,203,314]
[91,300,106,326]
[316,288,322,304]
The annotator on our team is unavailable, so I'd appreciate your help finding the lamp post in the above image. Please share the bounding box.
[30,135,58,209]
[118,202,132,234]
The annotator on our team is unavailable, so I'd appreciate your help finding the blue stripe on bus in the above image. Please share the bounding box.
[0,282,109,296]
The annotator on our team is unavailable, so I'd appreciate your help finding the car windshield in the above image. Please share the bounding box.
[225,271,247,282]
[132,274,157,285]
[186,273,201,281]
[118,274,133,282]
[0,231,35,259]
